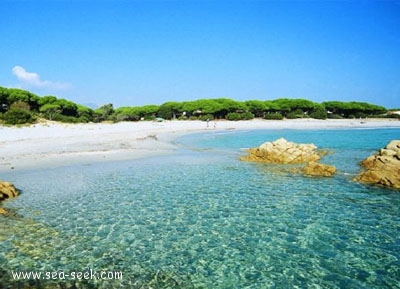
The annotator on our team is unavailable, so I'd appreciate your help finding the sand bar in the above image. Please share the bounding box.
[1,118,399,172]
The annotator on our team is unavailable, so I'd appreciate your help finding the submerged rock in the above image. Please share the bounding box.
[354,140,400,189]
[240,138,325,164]
[0,180,19,202]
[301,161,336,177]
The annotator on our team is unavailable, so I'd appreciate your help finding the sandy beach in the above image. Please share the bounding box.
[1,118,399,172]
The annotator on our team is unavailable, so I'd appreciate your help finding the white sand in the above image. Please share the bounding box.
[1,118,399,172]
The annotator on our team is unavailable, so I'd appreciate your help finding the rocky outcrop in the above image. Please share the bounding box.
[0,181,19,202]
[0,181,19,215]
[354,140,400,189]
[302,161,336,177]
[240,138,325,164]
[241,138,335,177]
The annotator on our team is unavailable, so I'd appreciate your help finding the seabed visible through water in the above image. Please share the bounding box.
[1,128,400,288]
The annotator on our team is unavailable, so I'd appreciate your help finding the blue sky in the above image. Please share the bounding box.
[1,1,400,108]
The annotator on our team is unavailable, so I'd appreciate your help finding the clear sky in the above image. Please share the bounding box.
[1,0,399,109]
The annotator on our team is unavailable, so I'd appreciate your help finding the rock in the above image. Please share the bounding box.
[301,161,336,177]
[0,181,19,202]
[240,138,324,164]
[241,138,336,178]
[354,140,400,189]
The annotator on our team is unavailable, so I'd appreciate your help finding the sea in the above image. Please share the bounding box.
[1,128,400,288]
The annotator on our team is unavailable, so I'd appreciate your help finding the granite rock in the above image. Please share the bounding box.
[301,161,336,177]
[354,140,400,189]
[240,138,325,164]
[0,180,19,202]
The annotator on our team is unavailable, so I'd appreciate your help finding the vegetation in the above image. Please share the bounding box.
[0,86,390,125]
[2,108,36,125]
[264,113,284,120]
[322,101,386,119]
[226,111,254,121]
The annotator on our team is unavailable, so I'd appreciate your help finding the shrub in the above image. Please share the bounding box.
[2,108,35,125]
[10,100,31,111]
[178,115,188,120]
[309,108,327,120]
[226,112,241,121]
[226,112,254,121]
[242,111,254,120]
[384,114,400,119]
[53,114,80,123]
[142,115,155,121]
[287,109,304,119]
[77,116,91,123]
[286,112,298,119]
[354,112,367,118]
[199,114,214,121]
[264,113,283,120]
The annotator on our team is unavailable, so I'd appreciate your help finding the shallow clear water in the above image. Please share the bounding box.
[1,128,400,288]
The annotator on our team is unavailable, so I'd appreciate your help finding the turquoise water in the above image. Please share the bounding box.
[1,128,400,288]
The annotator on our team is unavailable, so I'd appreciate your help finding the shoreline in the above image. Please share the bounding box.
[1,118,399,173]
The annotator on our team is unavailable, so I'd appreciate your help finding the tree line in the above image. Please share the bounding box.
[0,86,391,125]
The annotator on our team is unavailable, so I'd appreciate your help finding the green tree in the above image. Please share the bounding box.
[181,99,222,118]
[114,107,141,121]
[38,95,58,106]
[309,107,327,119]
[264,113,283,120]
[77,105,94,122]
[57,99,78,116]
[7,88,40,111]
[113,105,159,121]
[269,98,319,117]
[95,104,114,121]
[0,87,9,112]
[40,103,62,120]
[213,98,246,119]
[138,105,159,120]
[270,99,292,116]
[158,102,182,120]
[322,101,386,118]
[244,100,266,117]
[181,100,199,116]
[264,100,280,113]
